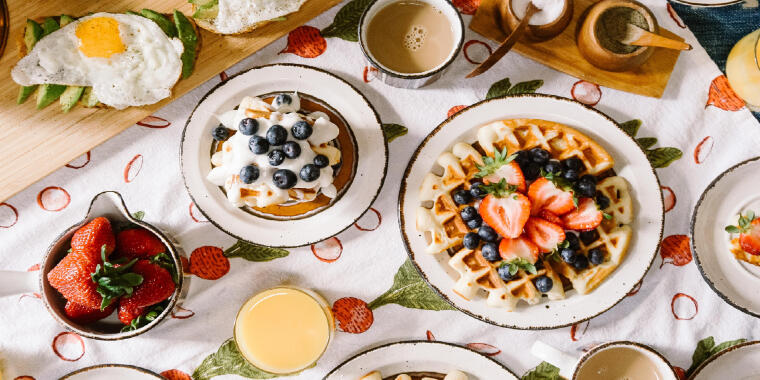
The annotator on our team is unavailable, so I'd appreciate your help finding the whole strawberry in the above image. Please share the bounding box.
[71,217,116,262]
[47,249,103,310]
[118,303,145,325]
[65,300,116,324]
[118,260,175,326]
[116,228,166,260]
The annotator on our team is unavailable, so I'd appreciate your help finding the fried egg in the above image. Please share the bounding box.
[214,0,306,34]
[11,13,184,109]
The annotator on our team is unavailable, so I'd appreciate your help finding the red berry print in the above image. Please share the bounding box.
[171,305,195,319]
[463,40,492,64]
[311,237,343,263]
[51,332,85,361]
[161,369,192,380]
[14,377,36,380]
[570,320,590,341]
[137,115,171,128]
[189,246,230,280]
[0,202,19,228]
[627,281,642,297]
[189,202,208,223]
[332,297,374,334]
[363,66,379,83]
[466,342,501,356]
[671,293,698,320]
[673,366,687,380]
[37,186,70,212]
[27,263,41,271]
[662,186,676,213]
[571,80,602,106]
[65,151,91,169]
[448,105,466,118]
[426,330,436,341]
[219,71,229,82]
[706,75,745,111]
[355,208,382,231]
[666,4,686,29]
[453,0,480,14]
[693,136,714,164]
[180,255,191,275]
[18,293,42,302]
[280,26,326,58]
[124,154,143,183]
[660,235,692,268]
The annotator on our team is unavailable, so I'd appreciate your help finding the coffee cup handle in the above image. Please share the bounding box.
[0,271,38,297]
[531,341,578,379]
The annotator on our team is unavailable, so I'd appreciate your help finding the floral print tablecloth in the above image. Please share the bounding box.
[1,0,760,379]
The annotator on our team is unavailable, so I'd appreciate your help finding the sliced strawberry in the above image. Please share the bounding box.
[527,177,575,216]
[538,209,563,226]
[739,218,760,255]
[524,217,566,253]
[479,193,531,239]
[483,162,526,193]
[562,198,603,231]
[499,236,539,264]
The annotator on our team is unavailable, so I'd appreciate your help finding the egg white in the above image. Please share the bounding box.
[215,0,306,34]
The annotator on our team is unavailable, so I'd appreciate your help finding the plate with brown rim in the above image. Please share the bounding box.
[688,340,760,379]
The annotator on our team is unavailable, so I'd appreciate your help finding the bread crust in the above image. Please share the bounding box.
[190,3,273,35]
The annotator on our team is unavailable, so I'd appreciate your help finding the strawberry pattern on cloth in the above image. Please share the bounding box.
[1,0,760,379]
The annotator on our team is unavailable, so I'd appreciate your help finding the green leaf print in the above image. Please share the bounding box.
[367,259,455,311]
[619,119,641,138]
[618,119,683,168]
[686,336,746,375]
[223,240,289,262]
[193,338,278,380]
[486,78,511,99]
[382,123,408,143]
[636,137,658,150]
[321,0,373,41]
[486,78,543,99]
[522,361,561,380]
[132,211,145,220]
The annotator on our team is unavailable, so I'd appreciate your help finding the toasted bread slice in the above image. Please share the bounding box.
[190,3,274,35]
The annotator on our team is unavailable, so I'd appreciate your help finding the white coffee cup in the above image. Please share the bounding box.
[531,340,679,380]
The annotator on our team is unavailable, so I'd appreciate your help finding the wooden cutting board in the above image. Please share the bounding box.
[0,0,341,203]
[470,0,684,99]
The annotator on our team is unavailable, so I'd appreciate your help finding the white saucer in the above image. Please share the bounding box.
[181,64,388,247]
[60,364,162,379]
[691,156,760,318]
[323,340,518,380]
[689,341,760,379]
[398,94,664,329]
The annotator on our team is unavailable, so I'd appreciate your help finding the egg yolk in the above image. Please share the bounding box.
[75,17,125,58]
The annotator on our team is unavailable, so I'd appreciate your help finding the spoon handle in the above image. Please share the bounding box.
[467,2,539,78]
[625,24,692,51]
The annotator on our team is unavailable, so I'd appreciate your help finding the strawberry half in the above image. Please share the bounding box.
[483,162,526,193]
[499,236,539,264]
[116,228,166,260]
[740,218,760,255]
[538,209,563,226]
[562,198,603,231]
[479,192,531,239]
[528,177,575,216]
[64,300,115,324]
[524,217,566,253]
[70,217,116,262]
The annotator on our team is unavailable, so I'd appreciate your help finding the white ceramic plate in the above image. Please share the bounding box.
[60,364,162,379]
[181,64,388,247]
[691,157,760,318]
[323,340,518,380]
[398,94,664,329]
[689,341,760,380]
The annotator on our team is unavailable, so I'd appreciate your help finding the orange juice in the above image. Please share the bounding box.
[234,287,334,374]
[727,28,760,111]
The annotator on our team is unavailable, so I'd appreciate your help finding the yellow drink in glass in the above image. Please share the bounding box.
[726,28,760,111]
[234,286,334,374]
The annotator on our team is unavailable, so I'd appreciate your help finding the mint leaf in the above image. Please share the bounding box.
[481,179,517,198]
[502,258,537,275]
[475,148,516,178]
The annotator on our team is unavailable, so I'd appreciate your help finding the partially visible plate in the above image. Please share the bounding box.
[323,340,518,380]
[691,156,760,318]
[0,0,7,59]
[60,364,162,379]
[398,94,664,329]
[689,341,760,379]
[670,0,742,7]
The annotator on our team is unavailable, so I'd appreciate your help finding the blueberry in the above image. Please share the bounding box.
[497,264,515,282]
[530,147,550,164]
[481,242,500,262]
[272,169,297,189]
[291,120,313,140]
[515,150,531,166]
[562,169,580,183]
[466,216,482,229]
[478,225,499,242]
[299,164,321,182]
[534,275,554,292]
[212,125,230,141]
[562,157,584,171]
[565,233,581,250]
[589,248,606,265]
[470,183,487,199]
[460,206,478,221]
[579,174,597,186]
[560,247,577,263]
[544,160,562,175]
[313,154,329,168]
[268,149,285,166]
[579,230,599,245]
[575,180,596,198]
[249,135,269,154]
[463,232,480,250]
[523,162,541,181]
[453,190,472,205]
[572,254,589,270]
[596,192,611,210]
[238,118,258,135]
[274,94,292,107]
[239,165,259,184]
[283,141,301,159]
[534,260,545,271]
[266,125,288,146]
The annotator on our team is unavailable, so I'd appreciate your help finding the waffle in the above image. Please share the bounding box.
[416,119,634,310]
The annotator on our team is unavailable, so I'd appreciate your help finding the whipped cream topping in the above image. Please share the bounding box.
[207,93,341,208]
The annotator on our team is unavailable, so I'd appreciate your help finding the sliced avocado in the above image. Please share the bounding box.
[60,86,85,113]
[80,87,100,107]
[141,9,178,37]
[174,10,197,79]
[36,84,67,109]
[59,14,76,27]
[24,19,43,51]
[41,17,60,37]
[125,10,142,16]
[18,86,38,104]
[191,0,218,19]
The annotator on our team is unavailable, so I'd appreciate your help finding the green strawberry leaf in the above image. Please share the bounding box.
[475,148,516,178]
[382,123,408,143]
[224,241,289,262]
[120,302,166,332]
[193,338,278,380]
[367,259,455,311]
[636,137,658,150]
[502,258,537,276]
[686,337,746,375]
[481,179,518,198]
[132,211,145,220]
[646,147,683,168]
[91,245,143,310]
[320,0,373,42]
[507,80,543,95]
[486,78,511,100]
[151,252,179,284]
[522,361,561,380]
[619,119,641,138]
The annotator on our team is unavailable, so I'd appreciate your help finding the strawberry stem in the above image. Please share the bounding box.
[90,245,144,310]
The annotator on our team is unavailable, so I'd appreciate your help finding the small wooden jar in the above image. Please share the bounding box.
[501,0,573,42]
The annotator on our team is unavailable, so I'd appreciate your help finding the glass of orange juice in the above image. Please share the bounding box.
[234,286,335,374]
[726,28,760,111]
